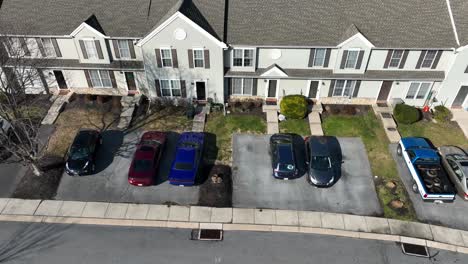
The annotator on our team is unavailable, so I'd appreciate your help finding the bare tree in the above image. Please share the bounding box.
[0,36,52,176]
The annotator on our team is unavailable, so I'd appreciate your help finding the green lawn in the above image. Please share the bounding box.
[279,119,311,136]
[398,121,468,149]
[205,112,266,164]
[322,112,416,221]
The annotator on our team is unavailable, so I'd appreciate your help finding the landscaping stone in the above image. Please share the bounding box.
[210,208,233,223]
[364,216,391,234]
[254,209,276,225]
[104,203,129,219]
[189,206,212,222]
[343,214,368,232]
[430,225,465,246]
[35,200,63,216]
[146,204,170,221]
[0,198,9,213]
[232,208,255,224]
[298,211,322,227]
[57,201,86,217]
[388,219,433,240]
[275,210,299,226]
[82,202,109,218]
[321,213,345,230]
[125,204,149,220]
[168,205,190,222]
[2,199,41,215]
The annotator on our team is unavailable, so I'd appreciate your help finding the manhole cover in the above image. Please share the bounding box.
[381,112,392,119]
[191,229,223,241]
[387,127,397,131]
[401,243,429,258]
[377,102,388,107]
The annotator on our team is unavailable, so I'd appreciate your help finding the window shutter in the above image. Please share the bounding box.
[355,51,365,69]
[37,69,50,94]
[95,40,104,59]
[204,49,210,69]
[155,49,162,67]
[415,50,427,69]
[352,81,361,97]
[155,79,161,97]
[383,50,393,68]
[227,78,232,96]
[35,38,46,57]
[188,49,194,68]
[340,51,348,69]
[324,48,331,67]
[171,49,178,68]
[308,48,316,67]
[431,50,442,69]
[112,40,120,59]
[180,80,187,98]
[252,79,257,96]
[79,40,88,59]
[52,38,62,57]
[128,40,136,59]
[399,50,409,69]
[2,37,12,55]
[84,70,93,87]
[19,37,30,56]
[328,80,335,97]
[109,71,117,88]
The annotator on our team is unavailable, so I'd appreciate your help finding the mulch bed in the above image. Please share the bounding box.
[321,104,371,118]
[198,165,232,207]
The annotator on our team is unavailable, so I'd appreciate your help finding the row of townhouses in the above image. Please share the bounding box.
[0,0,468,109]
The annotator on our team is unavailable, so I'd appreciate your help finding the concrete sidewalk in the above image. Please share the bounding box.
[1,198,468,254]
[452,109,468,139]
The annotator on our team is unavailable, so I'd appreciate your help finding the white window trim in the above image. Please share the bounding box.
[231,78,253,96]
[159,79,181,97]
[194,80,207,99]
[232,48,255,67]
[333,80,356,97]
[117,40,131,60]
[160,48,173,68]
[82,38,99,60]
[344,49,360,69]
[405,82,433,100]
[388,50,404,68]
[264,79,280,99]
[313,49,327,67]
[89,70,112,88]
[193,48,205,68]
[421,50,438,68]
[306,80,321,99]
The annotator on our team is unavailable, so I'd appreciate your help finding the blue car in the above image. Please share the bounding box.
[169,132,204,186]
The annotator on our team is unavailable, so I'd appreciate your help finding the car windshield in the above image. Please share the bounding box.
[133,159,152,172]
[311,156,331,171]
[140,140,160,147]
[69,146,89,160]
[180,142,199,149]
[174,162,193,171]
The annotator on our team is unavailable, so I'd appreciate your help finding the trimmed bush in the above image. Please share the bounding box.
[280,95,308,119]
[393,103,421,124]
[433,105,452,123]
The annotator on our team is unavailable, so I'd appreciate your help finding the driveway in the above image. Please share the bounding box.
[232,134,382,216]
[0,159,27,197]
[56,130,199,205]
[390,143,468,230]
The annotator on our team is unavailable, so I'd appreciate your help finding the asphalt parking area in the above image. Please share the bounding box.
[232,134,382,216]
[56,130,199,205]
[390,144,468,230]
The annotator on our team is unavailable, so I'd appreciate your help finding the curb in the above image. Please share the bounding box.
[1,198,468,254]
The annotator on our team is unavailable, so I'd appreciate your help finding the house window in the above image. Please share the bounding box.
[7,37,28,57]
[421,50,438,68]
[160,49,173,67]
[160,80,181,97]
[406,82,431,99]
[231,78,253,95]
[233,48,254,67]
[344,50,359,69]
[40,38,56,57]
[83,40,98,59]
[333,80,356,97]
[389,50,404,68]
[313,48,327,67]
[89,70,112,88]
[117,40,131,59]
[193,49,204,68]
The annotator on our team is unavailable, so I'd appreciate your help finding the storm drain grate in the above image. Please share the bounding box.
[387,127,397,131]
[381,112,392,119]
[377,102,388,107]
[191,229,223,241]
[401,243,429,257]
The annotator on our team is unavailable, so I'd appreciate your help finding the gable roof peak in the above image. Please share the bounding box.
[340,24,362,43]
[84,14,105,35]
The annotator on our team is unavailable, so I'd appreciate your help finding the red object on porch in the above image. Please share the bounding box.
[423,106,430,112]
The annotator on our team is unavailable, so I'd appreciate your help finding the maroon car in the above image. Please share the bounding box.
[128,131,167,186]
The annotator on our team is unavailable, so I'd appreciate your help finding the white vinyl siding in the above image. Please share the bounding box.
[233,48,254,67]
[117,40,131,59]
[231,78,253,95]
[89,70,112,88]
[406,82,431,99]
[345,50,359,69]
[160,49,173,67]
[313,48,326,67]
[160,80,181,97]
[84,40,98,59]
[333,80,356,97]
[193,49,204,68]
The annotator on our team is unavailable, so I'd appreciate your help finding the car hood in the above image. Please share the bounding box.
[66,158,89,170]
[309,168,335,184]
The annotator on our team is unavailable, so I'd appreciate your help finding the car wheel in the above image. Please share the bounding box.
[412,183,419,193]
[397,145,402,156]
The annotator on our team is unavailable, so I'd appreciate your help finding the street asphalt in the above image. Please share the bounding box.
[56,130,199,204]
[390,143,468,231]
[232,134,382,216]
[0,221,465,263]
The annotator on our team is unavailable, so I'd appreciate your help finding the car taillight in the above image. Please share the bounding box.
[423,194,428,198]
[464,193,468,200]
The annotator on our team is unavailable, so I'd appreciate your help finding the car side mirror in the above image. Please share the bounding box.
[341,161,345,164]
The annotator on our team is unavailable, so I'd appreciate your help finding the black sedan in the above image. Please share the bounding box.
[65,129,102,176]
[305,136,342,187]
[269,133,301,180]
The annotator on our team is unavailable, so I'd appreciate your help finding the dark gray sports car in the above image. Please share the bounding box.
[305,136,342,187]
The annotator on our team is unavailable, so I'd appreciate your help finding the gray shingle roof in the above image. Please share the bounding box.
[5,58,144,70]
[225,0,459,48]
[450,0,468,46]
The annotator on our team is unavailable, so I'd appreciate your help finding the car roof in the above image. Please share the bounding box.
[401,137,432,149]
[412,148,439,159]
[134,145,158,160]
[175,148,196,164]
[307,136,332,156]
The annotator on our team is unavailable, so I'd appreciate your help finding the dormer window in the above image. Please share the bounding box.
[233,48,254,67]
[344,50,359,69]
[83,40,98,59]
[117,40,131,59]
